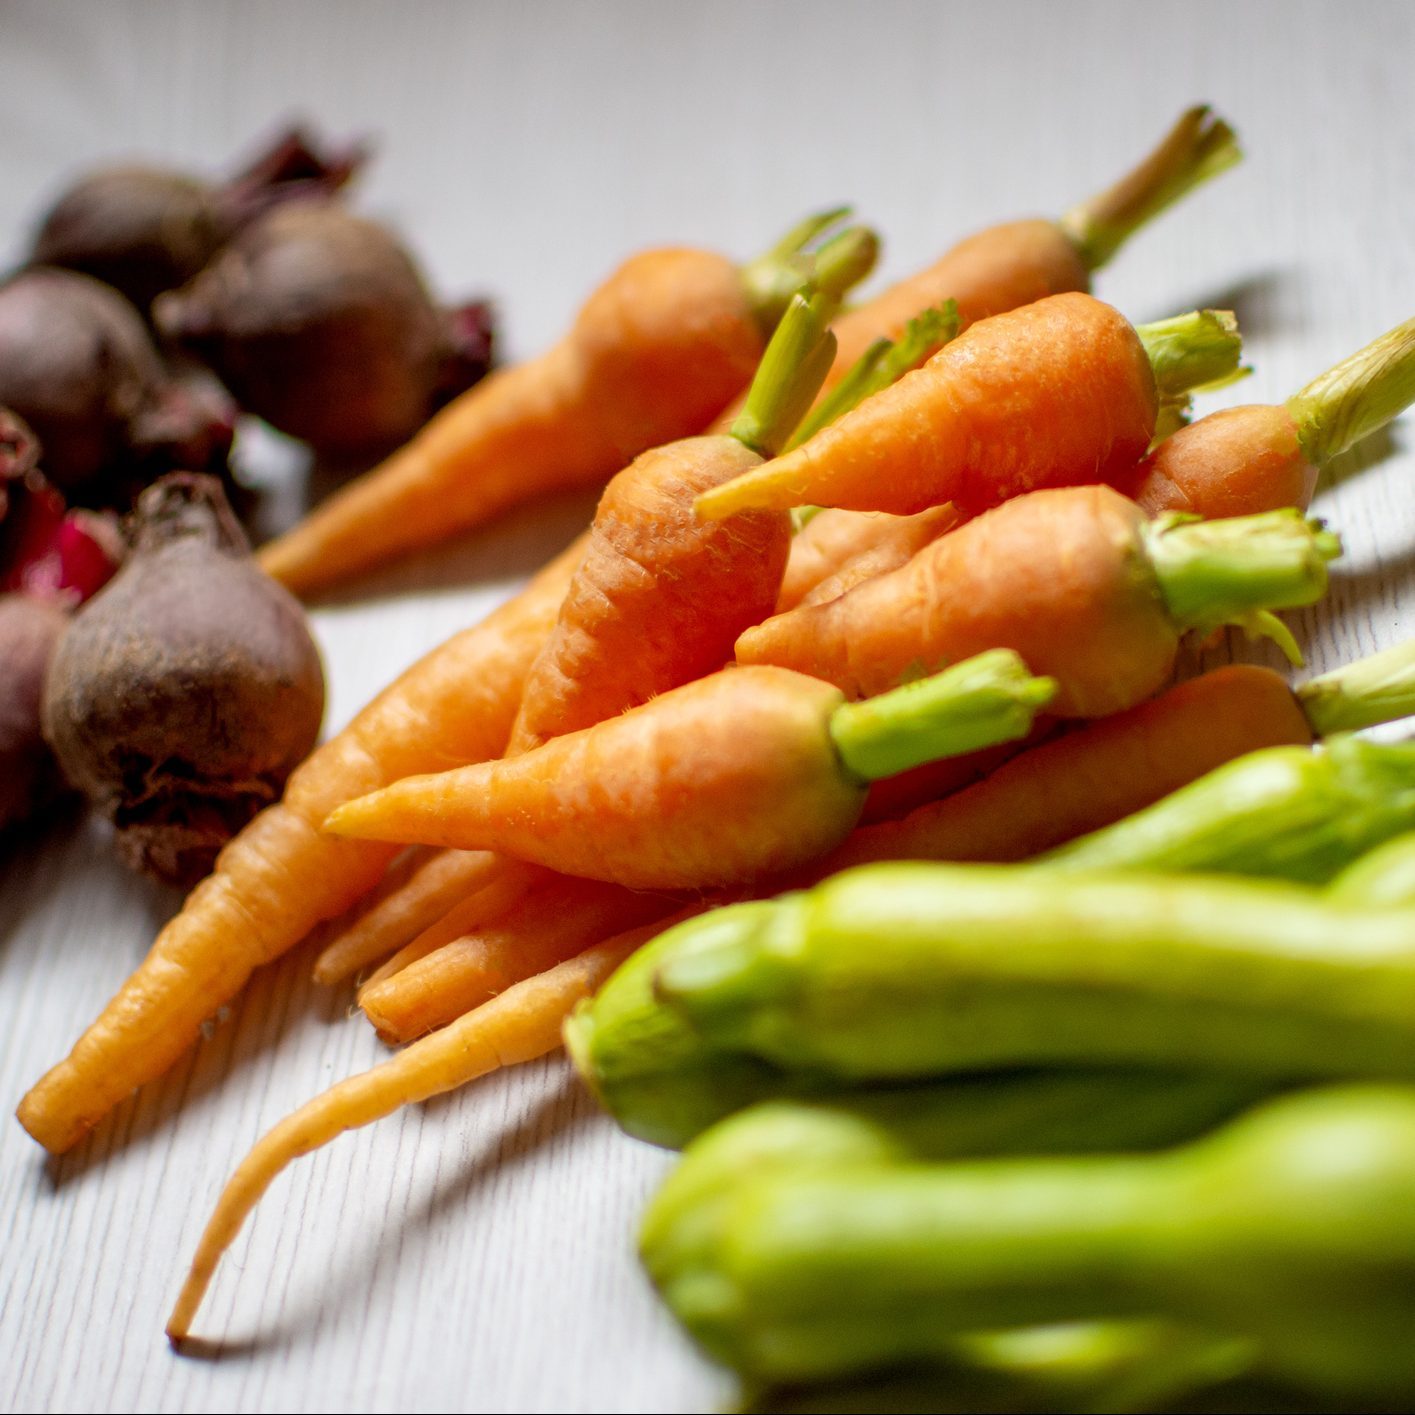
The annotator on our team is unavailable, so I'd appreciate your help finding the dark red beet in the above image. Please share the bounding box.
[156,204,494,458]
[0,594,70,832]
[30,125,366,315]
[0,268,235,500]
[41,474,325,886]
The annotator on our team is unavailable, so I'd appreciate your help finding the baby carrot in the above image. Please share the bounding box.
[257,213,876,596]
[1121,313,1415,518]
[825,639,1415,873]
[165,908,699,1345]
[359,874,682,1043]
[323,652,1058,891]
[737,486,1337,717]
[15,535,585,1155]
[693,296,1242,520]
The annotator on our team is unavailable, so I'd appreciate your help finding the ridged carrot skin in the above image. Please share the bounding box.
[776,509,920,612]
[257,249,765,596]
[324,666,857,891]
[820,666,1313,872]
[696,294,1157,519]
[16,534,586,1155]
[738,486,1176,718]
[796,504,965,609]
[507,435,789,752]
[1122,405,1313,519]
[359,874,681,1043]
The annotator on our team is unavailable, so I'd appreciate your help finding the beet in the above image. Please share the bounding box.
[41,474,325,886]
[0,594,70,832]
[156,203,494,458]
[0,268,235,500]
[30,125,365,315]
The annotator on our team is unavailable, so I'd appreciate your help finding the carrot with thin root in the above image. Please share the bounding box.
[737,487,1338,717]
[16,535,585,1155]
[357,860,552,992]
[313,848,526,985]
[505,290,836,752]
[166,909,698,1345]
[1121,313,1415,519]
[694,297,1242,521]
[820,639,1415,873]
[323,652,1056,890]
[256,213,877,597]
[360,875,683,1043]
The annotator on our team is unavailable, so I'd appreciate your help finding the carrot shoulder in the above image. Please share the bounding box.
[16,535,585,1155]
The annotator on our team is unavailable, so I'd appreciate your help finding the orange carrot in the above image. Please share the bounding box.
[795,503,966,609]
[166,908,700,1344]
[816,643,1415,874]
[355,858,552,991]
[322,653,1058,890]
[736,486,1338,718]
[694,297,1242,521]
[312,848,530,985]
[15,535,585,1155]
[1120,314,1415,519]
[359,874,682,1043]
[256,215,876,597]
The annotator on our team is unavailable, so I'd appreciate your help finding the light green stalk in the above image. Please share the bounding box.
[731,291,839,459]
[1134,310,1245,404]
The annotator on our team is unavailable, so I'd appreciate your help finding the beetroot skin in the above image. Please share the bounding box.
[0,268,234,500]
[0,594,70,832]
[29,125,365,314]
[41,474,325,886]
[156,203,494,458]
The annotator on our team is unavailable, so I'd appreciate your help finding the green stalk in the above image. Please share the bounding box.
[739,207,880,339]
[1143,508,1340,654]
[787,301,962,451]
[646,1085,1415,1398]
[1329,831,1415,907]
[1135,310,1245,403]
[652,863,1415,1084]
[731,291,839,459]
[1042,737,1415,884]
[828,649,1056,783]
[1059,107,1242,273]
[1297,637,1415,735]
[1285,315,1415,468]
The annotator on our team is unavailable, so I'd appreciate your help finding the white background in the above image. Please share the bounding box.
[2,2,1413,1411]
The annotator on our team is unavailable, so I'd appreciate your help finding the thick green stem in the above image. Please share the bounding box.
[1135,310,1245,402]
[828,649,1055,783]
[1059,106,1242,272]
[740,207,879,339]
[1330,831,1415,907]
[787,302,961,451]
[1144,508,1340,645]
[1285,315,1415,468]
[1297,638,1415,736]
[730,291,838,459]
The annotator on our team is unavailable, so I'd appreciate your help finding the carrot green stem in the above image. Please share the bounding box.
[828,649,1056,783]
[1135,309,1244,402]
[740,207,879,339]
[1296,638,1415,737]
[1144,509,1340,650]
[1059,106,1242,272]
[787,301,961,451]
[731,291,838,460]
[1285,315,1415,468]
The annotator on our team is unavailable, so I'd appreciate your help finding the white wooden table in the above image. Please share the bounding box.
[3,3,1413,1410]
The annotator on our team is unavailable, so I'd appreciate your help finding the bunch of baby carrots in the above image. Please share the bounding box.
[13,106,1415,1386]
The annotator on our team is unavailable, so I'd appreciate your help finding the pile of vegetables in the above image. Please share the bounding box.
[9,102,1415,1411]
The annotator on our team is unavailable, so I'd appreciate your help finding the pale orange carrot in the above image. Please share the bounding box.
[736,487,1337,718]
[1120,313,1415,519]
[694,298,1241,520]
[166,909,700,1344]
[15,534,586,1155]
[257,214,876,597]
[322,653,1058,890]
[359,874,683,1043]
[795,503,966,608]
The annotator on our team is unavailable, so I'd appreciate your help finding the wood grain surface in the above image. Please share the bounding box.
[3,2,1413,1411]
